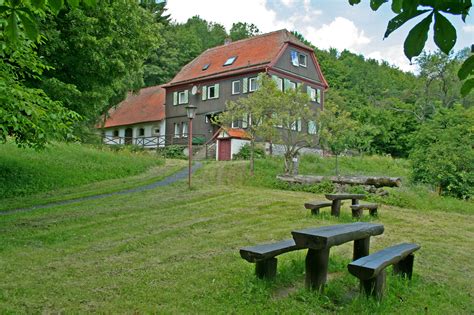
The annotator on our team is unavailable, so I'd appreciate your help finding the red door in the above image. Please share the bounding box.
[218,139,231,161]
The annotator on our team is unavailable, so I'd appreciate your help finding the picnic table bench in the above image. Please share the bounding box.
[348,243,420,300]
[325,193,366,217]
[292,222,384,291]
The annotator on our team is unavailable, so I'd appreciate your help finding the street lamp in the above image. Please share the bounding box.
[185,104,197,189]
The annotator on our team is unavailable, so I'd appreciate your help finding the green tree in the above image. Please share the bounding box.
[410,106,473,199]
[0,0,95,148]
[229,22,260,41]
[319,99,358,176]
[35,1,160,131]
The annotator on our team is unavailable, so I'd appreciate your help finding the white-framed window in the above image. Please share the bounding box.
[113,130,119,137]
[205,116,209,124]
[299,54,307,67]
[178,90,188,105]
[231,119,238,128]
[284,79,296,91]
[182,122,188,138]
[153,128,160,135]
[138,128,145,137]
[249,77,258,92]
[291,50,308,67]
[291,50,299,67]
[291,119,302,131]
[232,80,241,95]
[224,56,237,66]
[308,121,317,135]
[307,86,317,102]
[174,123,180,138]
[272,75,283,91]
[204,83,219,99]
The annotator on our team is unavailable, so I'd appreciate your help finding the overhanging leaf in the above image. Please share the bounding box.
[384,9,430,39]
[458,55,474,80]
[82,0,97,6]
[433,11,456,54]
[391,0,403,13]
[6,11,19,42]
[67,0,79,8]
[48,0,64,15]
[404,12,433,60]
[17,11,38,41]
[370,0,387,11]
[460,78,474,97]
[402,0,420,14]
[31,0,46,9]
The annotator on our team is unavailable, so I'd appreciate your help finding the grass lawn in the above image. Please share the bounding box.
[0,159,472,313]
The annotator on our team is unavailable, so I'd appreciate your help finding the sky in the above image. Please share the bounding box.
[165,0,473,73]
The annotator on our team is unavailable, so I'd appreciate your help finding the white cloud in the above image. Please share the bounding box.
[304,17,370,51]
[463,25,474,33]
[166,0,293,33]
[280,0,295,7]
[366,47,416,73]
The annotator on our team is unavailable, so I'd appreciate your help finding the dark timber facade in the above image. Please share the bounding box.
[163,29,329,144]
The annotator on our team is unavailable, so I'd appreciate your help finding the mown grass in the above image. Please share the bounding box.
[0,142,165,202]
[0,160,472,313]
[224,155,473,214]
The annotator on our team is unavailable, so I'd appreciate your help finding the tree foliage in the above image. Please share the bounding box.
[410,106,473,199]
[348,0,473,96]
[229,22,260,41]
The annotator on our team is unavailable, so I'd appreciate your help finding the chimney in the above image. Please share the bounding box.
[224,38,232,45]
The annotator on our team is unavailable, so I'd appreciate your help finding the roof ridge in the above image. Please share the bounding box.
[204,29,289,53]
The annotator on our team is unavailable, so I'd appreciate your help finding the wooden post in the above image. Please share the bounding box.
[311,208,320,215]
[255,258,277,279]
[369,208,378,216]
[353,237,370,261]
[305,248,330,292]
[352,208,362,218]
[393,254,414,279]
[361,270,386,300]
[331,200,342,217]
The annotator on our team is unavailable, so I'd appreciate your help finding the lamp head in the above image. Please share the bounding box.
[185,104,197,119]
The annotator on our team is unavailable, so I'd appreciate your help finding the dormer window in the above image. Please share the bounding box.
[202,63,210,70]
[299,54,307,67]
[223,56,237,66]
[291,50,307,67]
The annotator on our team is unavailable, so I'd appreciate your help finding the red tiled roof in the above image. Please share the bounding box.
[166,29,314,86]
[217,127,251,140]
[104,85,165,128]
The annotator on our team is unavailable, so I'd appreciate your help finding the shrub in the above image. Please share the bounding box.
[233,143,265,160]
[158,145,186,159]
[410,106,473,199]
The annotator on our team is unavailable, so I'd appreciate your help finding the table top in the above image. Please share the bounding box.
[292,222,384,250]
[325,193,366,201]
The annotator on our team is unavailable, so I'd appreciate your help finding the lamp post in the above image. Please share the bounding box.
[185,105,197,189]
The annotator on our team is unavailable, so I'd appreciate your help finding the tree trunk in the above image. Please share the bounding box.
[276,174,402,188]
[250,139,255,176]
[335,154,339,176]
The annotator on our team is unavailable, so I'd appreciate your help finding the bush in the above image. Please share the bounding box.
[158,145,186,159]
[410,106,473,199]
[233,143,265,160]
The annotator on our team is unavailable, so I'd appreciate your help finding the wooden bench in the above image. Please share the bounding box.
[304,201,332,215]
[240,239,303,279]
[350,203,379,218]
[292,222,384,291]
[325,193,366,217]
[348,243,420,300]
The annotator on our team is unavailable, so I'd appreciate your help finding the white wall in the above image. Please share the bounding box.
[231,139,250,159]
[103,120,165,148]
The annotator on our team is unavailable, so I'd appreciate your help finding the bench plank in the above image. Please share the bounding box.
[304,201,332,209]
[351,204,378,210]
[240,239,301,263]
[292,222,384,250]
[348,243,420,280]
[325,193,366,201]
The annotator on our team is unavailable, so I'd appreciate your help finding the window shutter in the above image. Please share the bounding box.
[215,84,220,98]
[184,90,189,103]
[242,78,248,93]
[297,118,302,132]
[242,113,248,128]
[317,89,321,103]
[296,82,302,90]
[173,92,177,105]
[284,78,290,91]
[306,86,311,96]
[202,86,207,100]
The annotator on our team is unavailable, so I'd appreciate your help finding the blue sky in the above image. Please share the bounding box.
[166,0,473,72]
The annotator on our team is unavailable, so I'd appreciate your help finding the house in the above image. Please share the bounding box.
[162,29,328,145]
[102,85,166,148]
[214,127,251,161]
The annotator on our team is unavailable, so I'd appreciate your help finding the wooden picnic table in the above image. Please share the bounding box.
[292,222,384,291]
[325,193,366,216]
